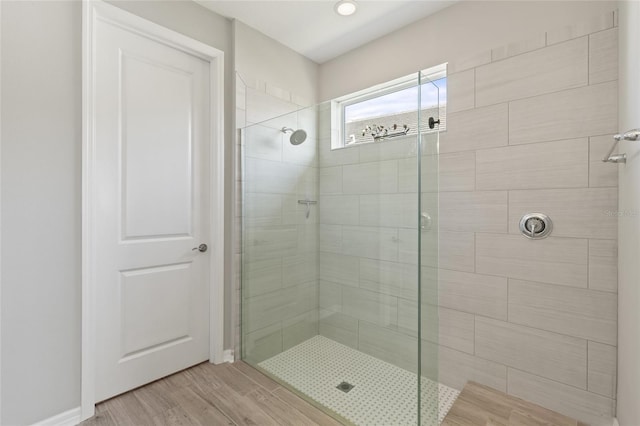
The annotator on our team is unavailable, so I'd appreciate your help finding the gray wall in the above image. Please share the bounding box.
[1,2,82,424]
[615,1,640,424]
[0,1,232,424]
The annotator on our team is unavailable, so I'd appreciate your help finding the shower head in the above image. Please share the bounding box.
[281,127,307,145]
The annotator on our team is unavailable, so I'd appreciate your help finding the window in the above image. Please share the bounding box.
[332,65,446,149]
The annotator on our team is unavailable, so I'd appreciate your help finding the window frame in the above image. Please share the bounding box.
[332,64,447,150]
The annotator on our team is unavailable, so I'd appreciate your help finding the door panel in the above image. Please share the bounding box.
[94,18,210,402]
[120,263,192,357]
[121,53,194,239]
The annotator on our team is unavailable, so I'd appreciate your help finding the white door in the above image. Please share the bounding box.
[93,16,211,402]
[617,2,640,424]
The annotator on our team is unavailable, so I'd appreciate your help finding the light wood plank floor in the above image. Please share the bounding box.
[81,364,587,426]
[442,382,587,426]
[80,361,343,426]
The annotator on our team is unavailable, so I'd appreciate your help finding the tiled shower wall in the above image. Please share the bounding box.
[318,12,619,426]
[234,73,319,363]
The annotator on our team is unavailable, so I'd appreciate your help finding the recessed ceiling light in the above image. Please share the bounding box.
[335,0,357,16]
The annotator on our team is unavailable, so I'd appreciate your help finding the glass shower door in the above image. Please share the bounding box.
[419,69,445,425]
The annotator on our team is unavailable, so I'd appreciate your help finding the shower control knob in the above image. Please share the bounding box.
[192,244,208,253]
[519,213,552,239]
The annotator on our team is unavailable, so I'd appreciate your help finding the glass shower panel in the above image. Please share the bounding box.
[241,105,320,366]
[240,70,443,425]
[419,70,444,425]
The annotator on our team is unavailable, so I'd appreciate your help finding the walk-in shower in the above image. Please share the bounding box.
[241,69,450,425]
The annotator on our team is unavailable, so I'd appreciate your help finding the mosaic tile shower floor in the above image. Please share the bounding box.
[259,336,459,425]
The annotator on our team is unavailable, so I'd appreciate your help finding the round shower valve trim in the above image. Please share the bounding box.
[519,213,552,239]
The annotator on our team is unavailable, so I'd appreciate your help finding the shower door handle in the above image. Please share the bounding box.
[421,212,432,231]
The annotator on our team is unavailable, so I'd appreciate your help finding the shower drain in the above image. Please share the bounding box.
[337,381,355,393]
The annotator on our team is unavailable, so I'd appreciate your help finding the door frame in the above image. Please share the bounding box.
[81,1,225,420]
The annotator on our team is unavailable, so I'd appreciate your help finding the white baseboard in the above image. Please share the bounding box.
[223,349,235,363]
[612,417,619,426]
[31,407,81,426]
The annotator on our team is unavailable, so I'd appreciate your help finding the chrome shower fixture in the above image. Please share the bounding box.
[281,127,308,145]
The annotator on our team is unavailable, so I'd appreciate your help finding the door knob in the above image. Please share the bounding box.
[192,244,208,253]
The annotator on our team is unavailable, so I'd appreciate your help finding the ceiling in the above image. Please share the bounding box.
[196,1,457,63]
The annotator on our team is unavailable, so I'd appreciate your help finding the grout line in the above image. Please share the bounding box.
[473,232,477,273]
[587,237,591,290]
[586,340,591,391]
[587,33,591,86]
[506,278,510,323]
[473,67,477,109]
[473,314,477,356]
[588,137,592,188]
[507,99,510,145]
[506,190,510,236]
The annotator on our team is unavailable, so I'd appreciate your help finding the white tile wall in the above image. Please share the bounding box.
[476,234,589,288]
[509,81,617,145]
[397,301,475,354]
[358,321,418,373]
[589,239,618,293]
[359,258,417,299]
[490,32,546,62]
[546,12,614,45]
[319,194,359,225]
[342,161,399,194]
[507,369,614,426]
[341,226,398,262]
[359,193,418,228]
[440,191,508,233]
[476,138,589,190]
[422,341,508,393]
[476,317,588,389]
[589,28,618,85]
[422,268,508,320]
[476,37,588,107]
[446,70,475,113]
[439,103,509,153]
[587,341,617,398]
[508,279,617,345]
